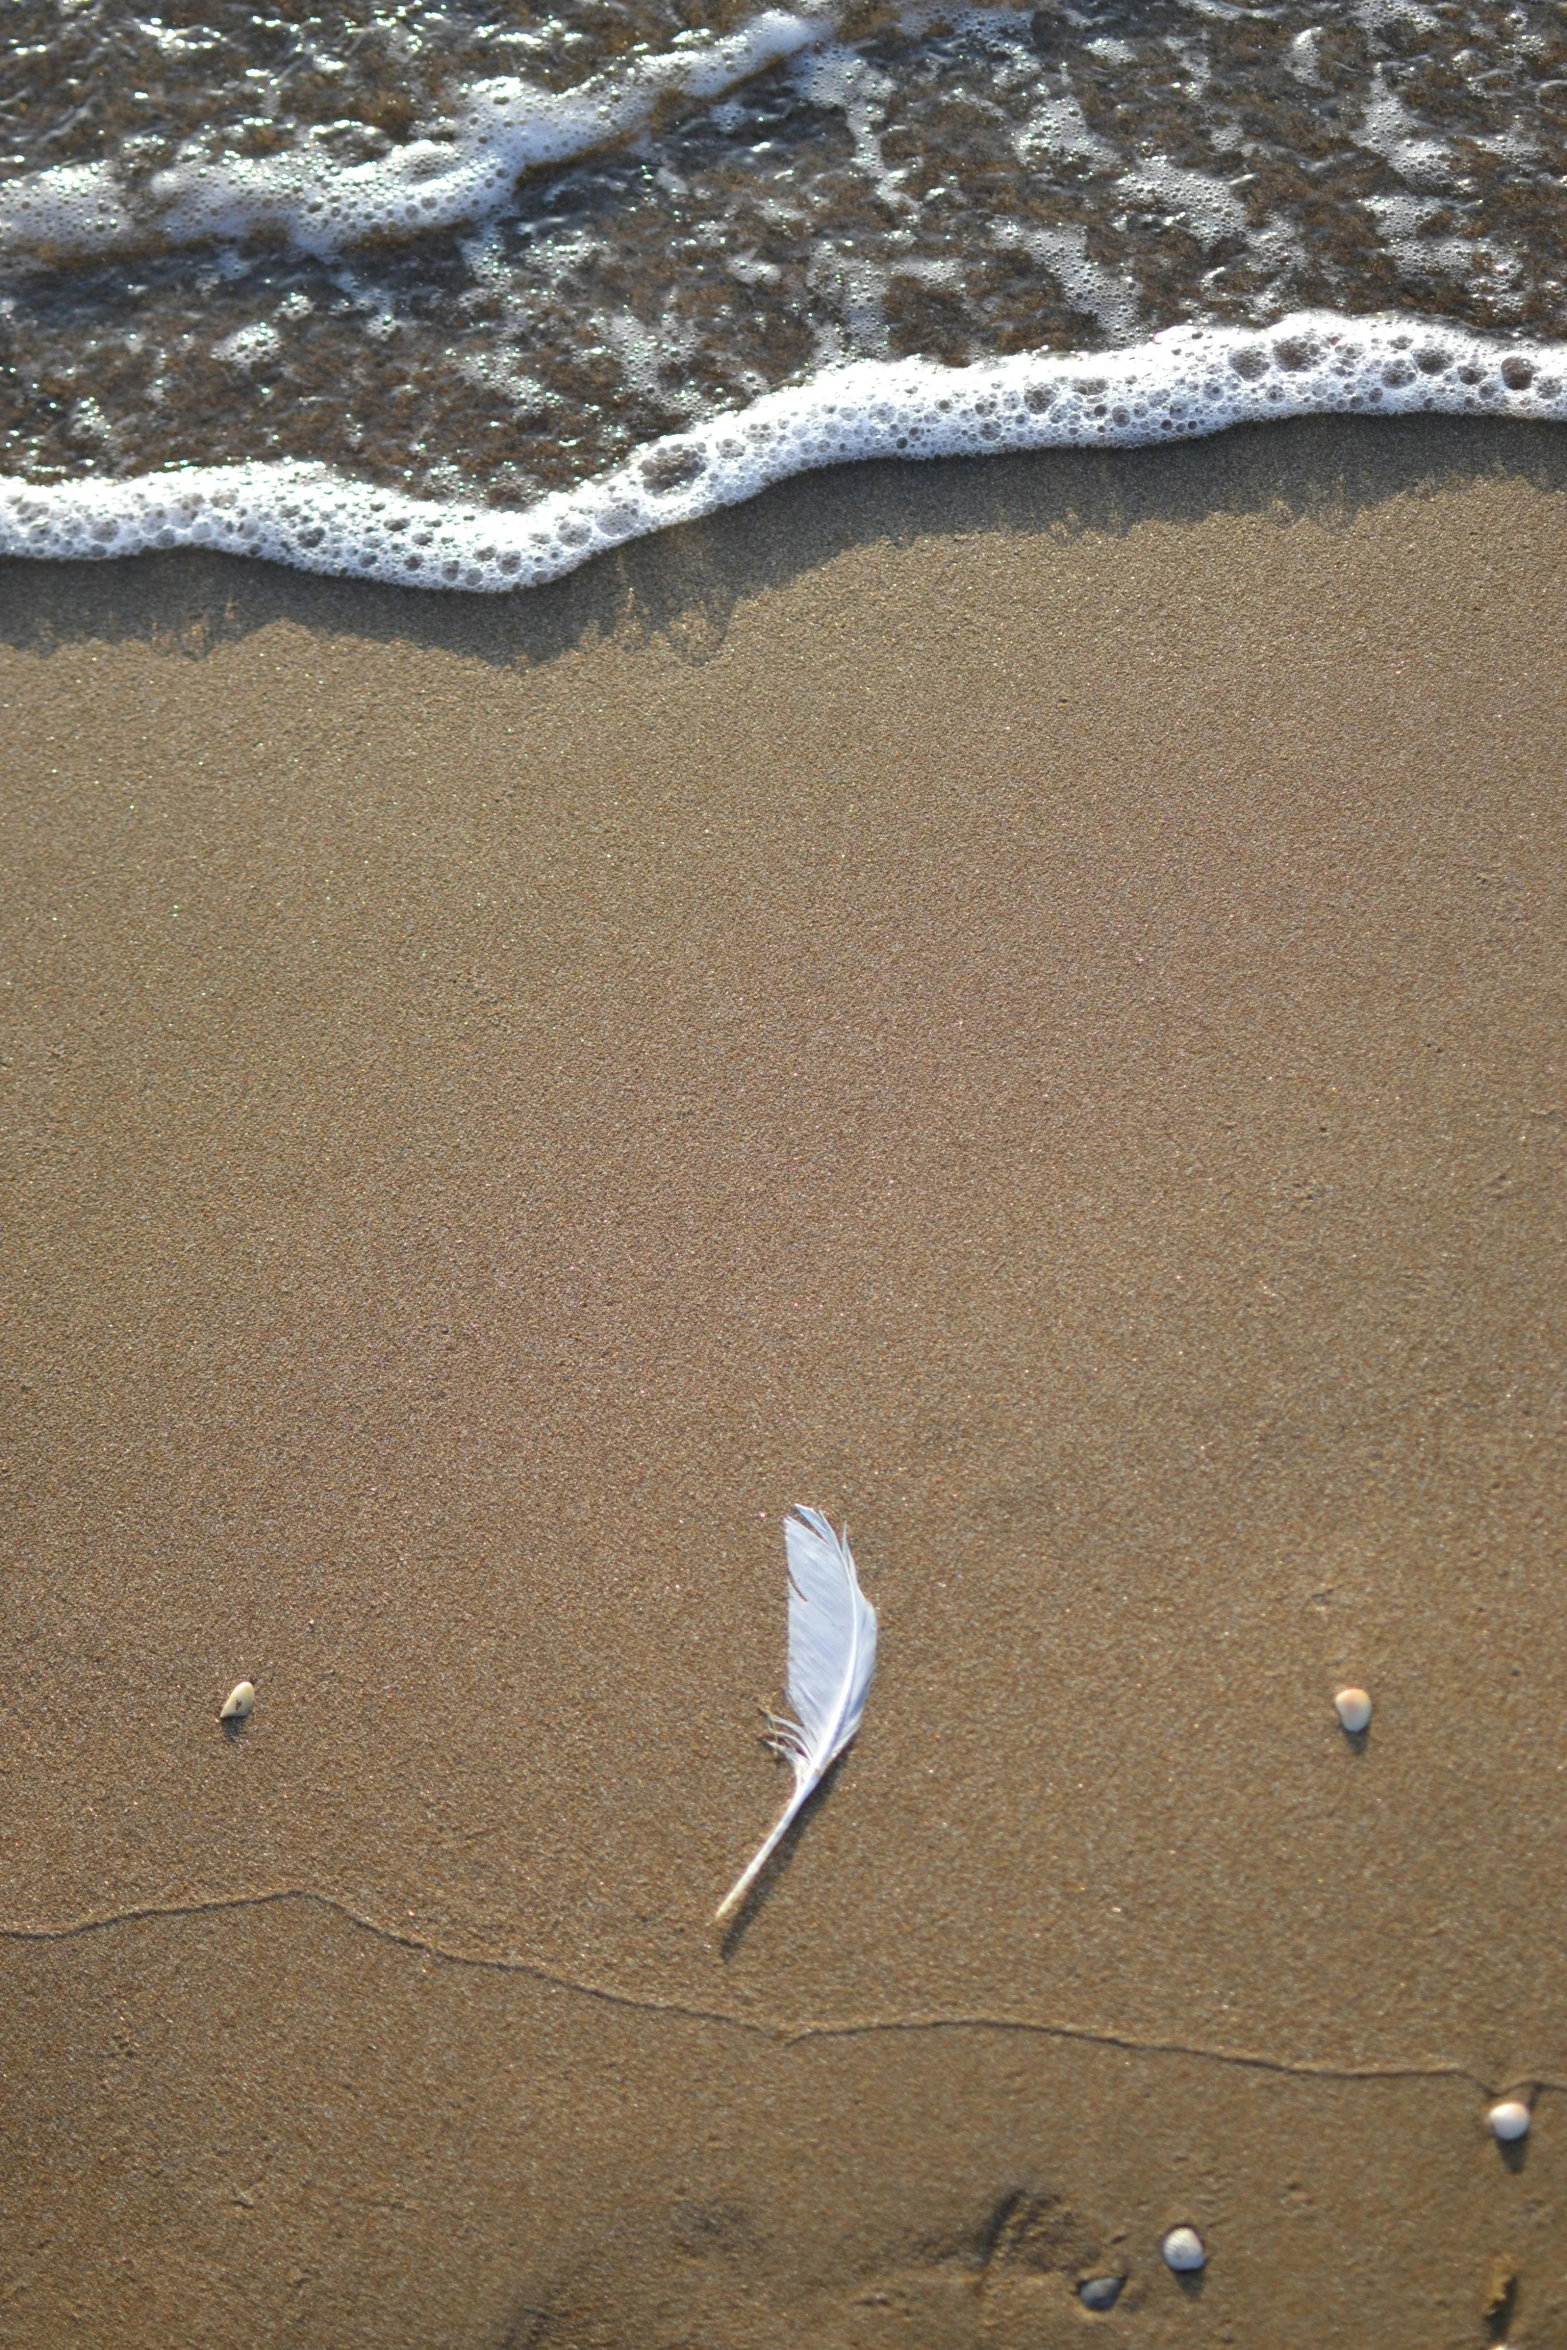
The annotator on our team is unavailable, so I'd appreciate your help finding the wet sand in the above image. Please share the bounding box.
[3,417,1566,2346]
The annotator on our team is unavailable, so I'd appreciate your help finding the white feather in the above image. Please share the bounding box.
[715,1506,878,1923]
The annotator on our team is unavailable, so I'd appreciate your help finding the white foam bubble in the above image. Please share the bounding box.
[2,312,1562,592]
[0,161,138,259]
[1120,157,1251,245]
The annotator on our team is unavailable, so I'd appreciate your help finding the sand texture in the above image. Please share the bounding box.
[3,418,1566,2346]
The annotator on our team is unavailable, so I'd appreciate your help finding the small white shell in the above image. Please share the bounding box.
[219,1680,256,1722]
[1334,1686,1373,1733]
[1161,2225,1207,2272]
[1488,2099,1531,2142]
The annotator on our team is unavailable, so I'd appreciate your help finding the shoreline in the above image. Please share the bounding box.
[4,314,1567,593]
[4,416,1566,2345]
[5,407,1567,666]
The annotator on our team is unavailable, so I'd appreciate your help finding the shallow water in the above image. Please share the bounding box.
[3,0,1564,581]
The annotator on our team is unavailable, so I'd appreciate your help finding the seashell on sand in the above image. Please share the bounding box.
[1161,2225,1206,2272]
[1488,2098,1531,2142]
[1333,1686,1373,1733]
[219,1680,256,1722]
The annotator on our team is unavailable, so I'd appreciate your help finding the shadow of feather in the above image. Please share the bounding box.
[717,1748,853,1957]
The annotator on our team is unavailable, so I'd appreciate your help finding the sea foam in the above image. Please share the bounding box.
[0,11,831,262]
[2,313,1562,593]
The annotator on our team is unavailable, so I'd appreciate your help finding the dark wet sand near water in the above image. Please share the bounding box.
[3,418,1566,2347]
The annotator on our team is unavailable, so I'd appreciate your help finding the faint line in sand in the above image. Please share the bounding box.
[0,1886,1556,2098]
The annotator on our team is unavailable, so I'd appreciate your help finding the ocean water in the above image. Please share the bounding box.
[2,0,1564,588]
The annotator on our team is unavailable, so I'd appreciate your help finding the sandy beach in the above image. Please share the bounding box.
[3,415,1566,2346]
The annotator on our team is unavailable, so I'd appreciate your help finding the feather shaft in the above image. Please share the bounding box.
[714,1780,814,1923]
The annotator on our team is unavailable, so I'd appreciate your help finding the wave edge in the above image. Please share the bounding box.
[2,313,1562,594]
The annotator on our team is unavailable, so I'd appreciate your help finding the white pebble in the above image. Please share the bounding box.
[1161,2225,1207,2272]
[219,1680,255,1722]
[1334,1686,1373,1733]
[1488,2099,1531,2142]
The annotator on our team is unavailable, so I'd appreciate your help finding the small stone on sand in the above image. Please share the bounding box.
[1334,1686,1372,1733]
[1161,2225,1206,2272]
[220,1680,256,1722]
[1077,2274,1125,2311]
[1488,2098,1531,2142]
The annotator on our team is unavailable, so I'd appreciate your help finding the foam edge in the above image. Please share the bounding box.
[2,312,1562,594]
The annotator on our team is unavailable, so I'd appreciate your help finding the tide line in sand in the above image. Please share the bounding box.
[1,1884,1554,2101]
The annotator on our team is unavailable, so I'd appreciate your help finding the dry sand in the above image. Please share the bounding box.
[3,417,1566,2346]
